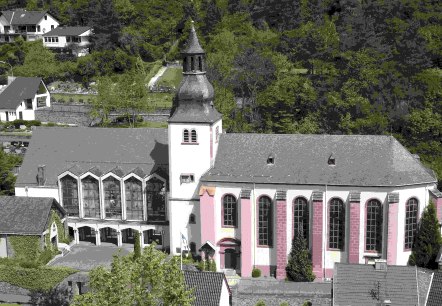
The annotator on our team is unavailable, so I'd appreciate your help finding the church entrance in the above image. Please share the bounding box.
[217,238,241,273]
[224,248,238,270]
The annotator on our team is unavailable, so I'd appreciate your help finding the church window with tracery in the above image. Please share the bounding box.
[104,177,122,219]
[329,198,345,250]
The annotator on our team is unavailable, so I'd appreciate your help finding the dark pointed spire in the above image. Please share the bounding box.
[183,21,205,54]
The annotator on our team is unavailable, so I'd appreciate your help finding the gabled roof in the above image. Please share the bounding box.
[333,263,432,306]
[183,271,230,306]
[202,133,436,187]
[0,77,43,110]
[1,10,48,25]
[43,26,90,37]
[0,196,65,235]
[16,127,169,187]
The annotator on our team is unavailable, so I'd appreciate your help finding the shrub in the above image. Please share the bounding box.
[28,120,41,127]
[197,260,205,271]
[209,259,217,272]
[252,268,261,278]
[255,301,266,306]
[280,302,289,306]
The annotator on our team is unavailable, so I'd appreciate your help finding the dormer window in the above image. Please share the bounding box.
[328,153,335,166]
[191,129,197,143]
[183,129,189,143]
[267,153,275,165]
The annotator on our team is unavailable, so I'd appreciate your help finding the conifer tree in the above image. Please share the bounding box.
[409,201,442,269]
[286,230,315,282]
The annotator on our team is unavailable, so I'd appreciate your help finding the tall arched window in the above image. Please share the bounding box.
[222,194,237,227]
[103,177,122,219]
[82,176,100,218]
[258,196,272,247]
[329,198,345,250]
[125,177,143,220]
[366,199,383,252]
[293,197,309,244]
[405,198,419,249]
[61,175,78,216]
[146,177,166,221]
[191,129,197,143]
[183,129,189,143]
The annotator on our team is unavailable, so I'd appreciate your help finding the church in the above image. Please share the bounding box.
[14,25,442,281]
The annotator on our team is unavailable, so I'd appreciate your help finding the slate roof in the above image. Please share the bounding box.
[43,26,90,37]
[16,127,168,187]
[201,133,436,187]
[427,272,442,306]
[183,23,204,54]
[333,263,430,306]
[0,196,65,235]
[183,271,230,306]
[0,77,43,110]
[1,10,48,25]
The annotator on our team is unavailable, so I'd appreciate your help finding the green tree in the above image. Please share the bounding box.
[286,230,315,282]
[71,245,194,306]
[0,150,22,195]
[409,201,442,270]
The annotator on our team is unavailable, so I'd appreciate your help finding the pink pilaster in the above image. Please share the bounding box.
[348,192,361,264]
[387,193,399,265]
[312,191,324,280]
[200,187,216,248]
[276,190,287,280]
[240,189,252,277]
[430,190,442,224]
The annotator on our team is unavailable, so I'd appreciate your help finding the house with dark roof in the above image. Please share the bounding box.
[13,24,442,281]
[183,271,231,306]
[0,76,50,122]
[0,9,59,42]
[0,196,66,258]
[43,26,92,57]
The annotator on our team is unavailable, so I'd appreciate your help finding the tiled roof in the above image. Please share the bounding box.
[333,263,427,306]
[427,272,442,306]
[202,134,436,187]
[43,26,90,37]
[16,127,168,187]
[0,77,43,110]
[1,10,48,25]
[0,196,65,235]
[183,271,229,306]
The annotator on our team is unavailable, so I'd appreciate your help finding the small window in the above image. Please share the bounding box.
[51,25,54,30]
[191,129,197,143]
[37,25,40,32]
[183,129,189,143]
[44,15,47,20]
[328,153,335,165]
[44,37,48,42]
[198,56,203,71]
[189,214,196,224]
[191,57,195,71]
[267,153,274,165]
[180,174,194,184]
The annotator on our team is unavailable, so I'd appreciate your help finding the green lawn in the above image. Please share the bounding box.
[156,67,183,89]
[51,93,97,104]
[144,92,173,109]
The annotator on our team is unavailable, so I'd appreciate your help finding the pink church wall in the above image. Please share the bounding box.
[312,199,324,279]
[240,198,253,277]
[348,201,360,263]
[276,199,287,280]
[387,202,398,265]
[431,196,442,223]
[200,190,216,248]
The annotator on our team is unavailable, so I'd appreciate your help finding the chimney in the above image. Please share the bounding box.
[374,259,387,271]
[37,165,46,186]
[7,76,16,85]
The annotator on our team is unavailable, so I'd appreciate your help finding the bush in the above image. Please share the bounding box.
[38,248,55,265]
[197,260,205,271]
[255,301,266,306]
[209,259,217,272]
[28,120,41,127]
[252,268,261,278]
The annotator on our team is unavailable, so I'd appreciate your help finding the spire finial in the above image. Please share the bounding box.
[183,21,204,54]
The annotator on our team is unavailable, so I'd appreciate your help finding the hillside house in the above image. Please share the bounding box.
[43,26,92,57]
[0,9,59,42]
[0,77,50,122]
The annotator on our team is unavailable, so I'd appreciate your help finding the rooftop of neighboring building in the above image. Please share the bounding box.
[15,127,169,188]
[0,77,44,110]
[183,270,230,306]
[201,133,436,187]
[42,26,91,37]
[0,196,65,235]
[1,9,54,25]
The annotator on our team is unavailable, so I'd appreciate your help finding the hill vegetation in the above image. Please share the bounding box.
[0,0,440,187]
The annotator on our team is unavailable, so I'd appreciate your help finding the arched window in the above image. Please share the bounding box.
[366,199,383,252]
[82,176,100,218]
[329,198,345,250]
[222,194,237,227]
[189,213,196,224]
[191,129,197,143]
[61,175,78,216]
[293,197,309,244]
[146,177,166,221]
[258,196,272,247]
[198,56,203,71]
[125,177,143,220]
[405,198,419,249]
[183,129,189,143]
[103,177,122,219]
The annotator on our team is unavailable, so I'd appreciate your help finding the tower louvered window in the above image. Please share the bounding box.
[366,199,383,252]
[258,196,273,247]
[405,198,418,249]
[293,197,309,245]
[329,198,345,250]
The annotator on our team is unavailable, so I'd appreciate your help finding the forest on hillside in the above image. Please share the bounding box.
[0,0,441,188]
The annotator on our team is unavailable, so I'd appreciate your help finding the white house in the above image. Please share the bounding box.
[43,26,92,57]
[13,25,442,281]
[0,77,50,122]
[0,9,59,42]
